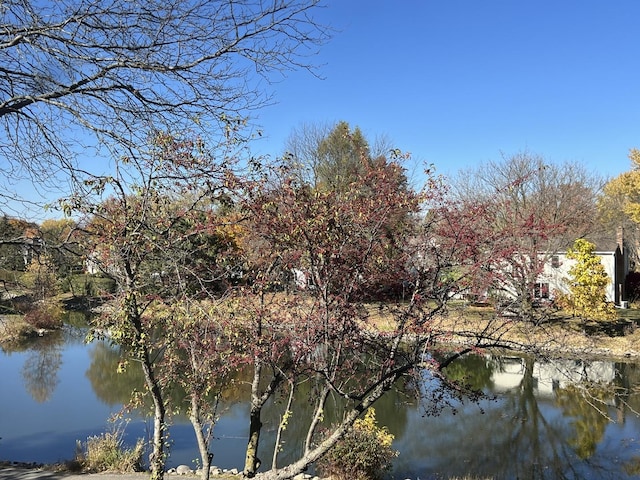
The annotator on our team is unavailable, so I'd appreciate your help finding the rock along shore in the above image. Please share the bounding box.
[0,462,330,480]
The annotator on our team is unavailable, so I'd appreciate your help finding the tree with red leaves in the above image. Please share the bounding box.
[71,132,243,480]
[448,152,602,321]
[231,153,516,480]
[67,131,546,480]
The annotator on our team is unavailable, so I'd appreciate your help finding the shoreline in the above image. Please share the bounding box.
[0,461,314,480]
[4,306,640,361]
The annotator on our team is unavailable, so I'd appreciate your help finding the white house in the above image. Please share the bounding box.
[491,356,617,398]
[536,228,630,306]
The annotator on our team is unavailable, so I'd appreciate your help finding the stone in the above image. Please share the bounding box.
[176,464,193,475]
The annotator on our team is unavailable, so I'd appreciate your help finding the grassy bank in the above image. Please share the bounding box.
[0,313,42,342]
[3,294,640,361]
[365,301,640,360]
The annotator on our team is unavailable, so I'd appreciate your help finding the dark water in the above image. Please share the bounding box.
[2,321,640,480]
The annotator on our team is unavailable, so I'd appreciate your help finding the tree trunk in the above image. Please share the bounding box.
[304,385,329,453]
[252,402,366,480]
[250,375,397,480]
[244,361,263,477]
[272,381,295,469]
[141,356,166,480]
[190,392,211,480]
[127,288,167,480]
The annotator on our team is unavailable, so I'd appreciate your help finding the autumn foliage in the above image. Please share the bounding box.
[560,239,617,321]
[317,408,398,480]
[43,130,614,480]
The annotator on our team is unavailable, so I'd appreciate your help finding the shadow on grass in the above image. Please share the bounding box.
[583,318,638,337]
[553,310,640,337]
[495,305,640,338]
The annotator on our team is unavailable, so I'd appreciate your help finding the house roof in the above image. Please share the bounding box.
[582,227,624,252]
[541,228,624,254]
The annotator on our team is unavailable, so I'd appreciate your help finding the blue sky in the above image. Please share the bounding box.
[252,1,640,184]
[6,1,639,221]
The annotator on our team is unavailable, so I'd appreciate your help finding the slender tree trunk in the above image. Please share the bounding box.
[272,381,295,469]
[187,346,214,480]
[140,355,166,480]
[125,287,167,480]
[190,392,211,480]
[244,359,284,477]
[244,361,263,477]
[304,385,329,454]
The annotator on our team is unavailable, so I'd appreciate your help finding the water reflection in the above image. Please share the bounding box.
[3,332,640,479]
[556,384,610,459]
[400,353,640,480]
[439,352,496,391]
[2,316,94,404]
[86,341,145,406]
[1,329,65,403]
[479,356,580,479]
[21,336,63,403]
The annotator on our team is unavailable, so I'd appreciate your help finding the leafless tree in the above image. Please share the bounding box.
[0,0,329,207]
[449,151,605,319]
[451,151,603,246]
[283,121,332,187]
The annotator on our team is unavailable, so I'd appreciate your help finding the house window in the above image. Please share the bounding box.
[551,255,560,268]
[534,282,550,299]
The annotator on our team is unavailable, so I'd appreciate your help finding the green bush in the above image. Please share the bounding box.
[60,274,116,296]
[76,427,145,473]
[0,268,21,283]
[317,408,398,480]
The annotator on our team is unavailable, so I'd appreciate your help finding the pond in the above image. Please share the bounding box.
[2,319,640,480]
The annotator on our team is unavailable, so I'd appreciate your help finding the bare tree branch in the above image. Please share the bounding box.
[0,0,329,204]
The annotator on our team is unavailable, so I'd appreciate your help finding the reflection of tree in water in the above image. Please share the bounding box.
[553,361,640,477]
[507,357,560,478]
[613,362,640,419]
[86,341,146,406]
[87,340,246,414]
[370,377,412,440]
[21,333,64,403]
[588,362,640,477]
[422,356,591,480]
[441,352,496,391]
[555,383,611,459]
[484,357,591,479]
[465,356,634,480]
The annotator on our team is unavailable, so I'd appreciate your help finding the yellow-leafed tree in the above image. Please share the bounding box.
[22,253,59,301]
[564,239,616,321]
[600,149,640,224]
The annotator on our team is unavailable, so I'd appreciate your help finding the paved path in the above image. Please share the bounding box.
[0,467,153,480]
